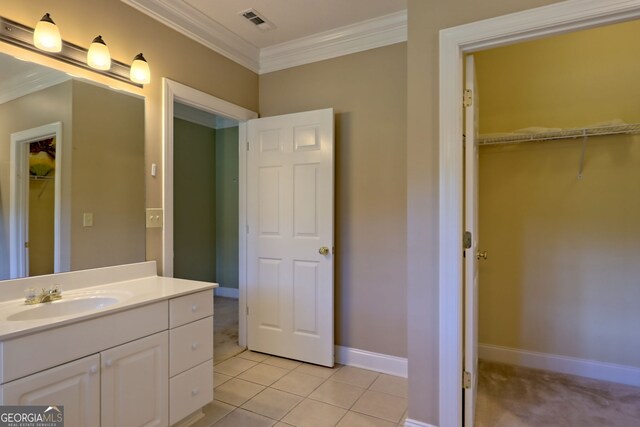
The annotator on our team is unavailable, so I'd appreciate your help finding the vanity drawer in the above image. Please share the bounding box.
[169,360,213,425]
[169,316,213,376]
[169,290,213,328]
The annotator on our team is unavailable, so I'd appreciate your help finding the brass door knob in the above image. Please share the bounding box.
[477,251,488,260]
[319,246,330,256]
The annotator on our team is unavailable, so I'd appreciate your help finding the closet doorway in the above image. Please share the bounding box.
[467,19,640,426]
[438,2,640,425]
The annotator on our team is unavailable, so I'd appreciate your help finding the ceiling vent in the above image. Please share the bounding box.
[239,8,276,31]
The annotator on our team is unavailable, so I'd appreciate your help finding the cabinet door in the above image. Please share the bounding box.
[101,331,168,427]
[0,354,100,427]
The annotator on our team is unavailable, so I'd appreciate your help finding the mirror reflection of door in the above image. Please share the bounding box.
[28,136,57,276]
[9,122,62,279]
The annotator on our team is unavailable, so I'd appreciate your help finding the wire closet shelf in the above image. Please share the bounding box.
[478,123,640,146]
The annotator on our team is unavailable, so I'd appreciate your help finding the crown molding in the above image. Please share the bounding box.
[259,10,407,74]
[121,0,260,72]
[121,1,406,75]
[0,69,71,105]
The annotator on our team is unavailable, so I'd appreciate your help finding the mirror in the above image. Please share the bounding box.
[0,50,146,281]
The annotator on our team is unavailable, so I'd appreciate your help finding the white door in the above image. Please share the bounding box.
[464,54,480,426]
[247,108,334,367]
[0,355,100,427]
[101,331,168,427]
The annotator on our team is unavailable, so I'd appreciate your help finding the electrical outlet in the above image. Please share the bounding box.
[146,208,163,228]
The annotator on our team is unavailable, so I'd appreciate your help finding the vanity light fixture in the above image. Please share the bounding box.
[0,15,150,87]
[33,13,62,52]
[130,53,150,84]
[87,35,111,70]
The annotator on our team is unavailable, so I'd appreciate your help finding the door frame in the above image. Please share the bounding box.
[9,122,64,278]
[162,78,257,347]
[438,1,640,425]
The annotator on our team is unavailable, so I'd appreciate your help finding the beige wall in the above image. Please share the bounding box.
[475,21,640,367]
[260,43,408,357]
[70,80,146,270]
[406,0,562,423]
[1,0,259,273]
[0,81,73,279]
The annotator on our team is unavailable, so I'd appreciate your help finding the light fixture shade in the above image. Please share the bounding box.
[87,35,111,70]
[130,53,150,84]
[33,13,62,52]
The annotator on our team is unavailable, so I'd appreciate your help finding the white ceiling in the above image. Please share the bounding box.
[0,54,70,105]
[182,0,407,48]
[122,0,407,73]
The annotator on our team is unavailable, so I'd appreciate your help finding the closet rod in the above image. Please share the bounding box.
[478,123,640,146]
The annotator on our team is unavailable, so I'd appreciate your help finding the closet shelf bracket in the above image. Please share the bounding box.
[577,131,588,180]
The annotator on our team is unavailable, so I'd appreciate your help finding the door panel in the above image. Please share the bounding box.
[293,260,320,335]
[247,108,334,366]
[257,258,283,330]
[101,331,168,427]
[258,167,282,234]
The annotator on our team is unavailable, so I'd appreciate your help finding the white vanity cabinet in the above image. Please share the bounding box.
[1,332,168,427]
[0,354,100,427]
[0,267,216,427]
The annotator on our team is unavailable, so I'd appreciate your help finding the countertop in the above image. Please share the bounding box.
[0,274,217,341]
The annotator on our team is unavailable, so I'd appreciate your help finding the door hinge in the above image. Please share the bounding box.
[24,241,29,249]
[463,371,472,389]
[246,141,249,151]
[463,89,473,107]
[246,306,249,316]
[246,224,249,234]
[463,231,472,249]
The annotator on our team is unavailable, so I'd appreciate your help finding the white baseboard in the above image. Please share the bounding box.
[214,287,239,299]
[335,345,407,378]
[404,419,437,427]
[479,343,640,387]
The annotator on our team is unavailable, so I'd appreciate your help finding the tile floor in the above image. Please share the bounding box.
[213,297,244,364]
[194,351,408,427]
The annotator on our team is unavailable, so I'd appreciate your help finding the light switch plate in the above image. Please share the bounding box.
[83,213,94,227]
[146,208,163,228]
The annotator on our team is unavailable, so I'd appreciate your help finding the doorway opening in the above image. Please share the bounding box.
[172,101,244,363]
[162,79,335,368]
[468,18,640,426]
[438,1,640,425]
[162,78,257,362]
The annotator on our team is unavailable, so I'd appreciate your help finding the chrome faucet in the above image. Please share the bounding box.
[24,285,62,305]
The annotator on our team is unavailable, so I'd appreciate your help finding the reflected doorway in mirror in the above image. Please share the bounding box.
[9,122,66,279]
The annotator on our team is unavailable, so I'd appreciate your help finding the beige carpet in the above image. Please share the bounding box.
[476,360,640,426]
[214,297,245,364]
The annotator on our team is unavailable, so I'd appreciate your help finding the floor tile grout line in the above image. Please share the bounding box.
[213,354,408,425]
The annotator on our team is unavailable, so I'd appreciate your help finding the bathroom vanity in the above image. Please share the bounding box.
[0,261,217,427]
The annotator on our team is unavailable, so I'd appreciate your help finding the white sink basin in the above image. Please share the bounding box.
[6,296,120,321]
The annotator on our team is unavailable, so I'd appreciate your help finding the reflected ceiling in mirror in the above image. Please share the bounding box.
[0,50,146,281]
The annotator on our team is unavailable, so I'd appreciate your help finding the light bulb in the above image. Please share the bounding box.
[130,53,150,84]
[87,35,111,70]
[33,13,62,53]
